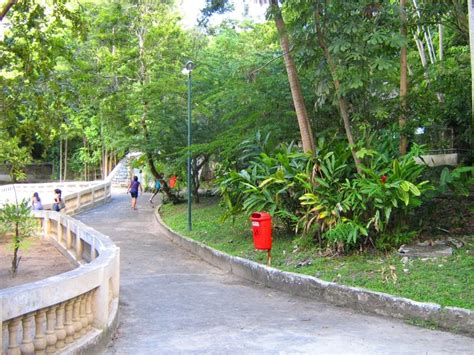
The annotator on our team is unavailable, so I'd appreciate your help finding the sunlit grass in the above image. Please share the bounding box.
[160,197,474,310]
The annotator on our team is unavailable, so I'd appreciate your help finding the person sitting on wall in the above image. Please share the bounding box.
[31,192,44,210]
[52,188,65,212]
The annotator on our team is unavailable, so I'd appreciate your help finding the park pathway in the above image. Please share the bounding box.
[76,191,474,354]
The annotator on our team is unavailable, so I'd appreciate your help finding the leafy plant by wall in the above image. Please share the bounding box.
[0,199,38,275]
[219,135,432,253]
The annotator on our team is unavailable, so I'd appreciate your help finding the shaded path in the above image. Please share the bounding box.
[76,191,474,354]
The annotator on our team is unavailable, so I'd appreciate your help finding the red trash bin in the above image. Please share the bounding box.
[169,175,177,188]
[250,212,272,250]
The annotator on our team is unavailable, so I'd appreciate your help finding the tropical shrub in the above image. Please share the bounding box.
[219,143,312,230]
[219,135,432,253]
[437,166,474,197]
[298,147,431,251]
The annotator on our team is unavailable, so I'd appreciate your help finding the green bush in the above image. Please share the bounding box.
[219,142,311,230]
[437,166,474,196]
[219,136,432,253]
[299,147,431,251]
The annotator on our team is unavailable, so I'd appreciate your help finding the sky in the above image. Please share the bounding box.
[178,0,267,28]
[0,1,267,40]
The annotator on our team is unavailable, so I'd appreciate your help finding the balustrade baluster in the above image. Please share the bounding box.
[45,306,58,354]
[64,301,75,344]
[7,317,21,355]
[72,298,82,339]
[43,217,50,238]
[58,217,64,244]
[80,295,88,335]
[20,313,35,355]
[86,291,94,330]
[76,233,83,261]
[2,320,10,354]
[55,303,66,349]
[34,310,47,355]
[91,239,97,260]
[66,223,72,250]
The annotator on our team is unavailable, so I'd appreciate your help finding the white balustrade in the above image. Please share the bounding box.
[0,181,111,214]
[0,158,124,354]
[1,210,120,354]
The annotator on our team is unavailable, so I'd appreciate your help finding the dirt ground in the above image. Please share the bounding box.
[0,237,76,289]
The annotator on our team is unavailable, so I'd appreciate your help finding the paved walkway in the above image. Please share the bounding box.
[77,191,474,354]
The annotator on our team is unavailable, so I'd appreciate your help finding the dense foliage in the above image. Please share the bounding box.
[219,134,432,252]
[1,0,472,252]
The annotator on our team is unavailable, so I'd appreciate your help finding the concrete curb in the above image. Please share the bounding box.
[155,207,473,337]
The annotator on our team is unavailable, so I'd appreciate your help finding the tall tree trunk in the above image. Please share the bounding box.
[438,24,444,61]
[83,137,88,181]
[191,155,209,204]
[59,138,63,181]
[269,0,315,154]
[108,152,113,175]
[314,7,362,174]
[399,0,409,155]
[412,1,436,64]
[12,222,20,274]
[469,0,474,153]
[412,12,444,103]
[102,147,107,179]
[192,159,200,204]
[64,136,68,181]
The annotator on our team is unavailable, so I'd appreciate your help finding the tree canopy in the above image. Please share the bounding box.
[1,0,472,247]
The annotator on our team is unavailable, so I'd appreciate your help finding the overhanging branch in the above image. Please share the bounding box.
[0,0,18,22]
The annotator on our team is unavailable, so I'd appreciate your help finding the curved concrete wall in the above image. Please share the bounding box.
[1,187,119,354]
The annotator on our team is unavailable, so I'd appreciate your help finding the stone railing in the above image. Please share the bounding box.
[0,152,130,209]
[1,210,120,354]
[0,181,111,214]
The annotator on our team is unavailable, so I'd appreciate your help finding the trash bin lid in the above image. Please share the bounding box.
[250,212,271,221]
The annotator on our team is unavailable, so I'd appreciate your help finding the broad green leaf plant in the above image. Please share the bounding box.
[299,146,431,252]
[220,135,432,253]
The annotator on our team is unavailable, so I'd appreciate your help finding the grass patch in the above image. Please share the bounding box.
[160,197,474,310]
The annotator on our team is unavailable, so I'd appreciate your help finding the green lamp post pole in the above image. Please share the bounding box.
[183,61,195,231]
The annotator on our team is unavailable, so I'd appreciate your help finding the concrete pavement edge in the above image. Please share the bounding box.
[154,205,473,337]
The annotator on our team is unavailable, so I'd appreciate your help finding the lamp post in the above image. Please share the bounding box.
[182,60,195,231]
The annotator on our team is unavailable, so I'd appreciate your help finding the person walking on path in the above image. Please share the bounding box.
[149,178,161,204]
[127,175,143,210]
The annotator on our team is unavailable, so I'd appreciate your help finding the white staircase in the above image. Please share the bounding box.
[111,158,131,187]
[108,152,142,188]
